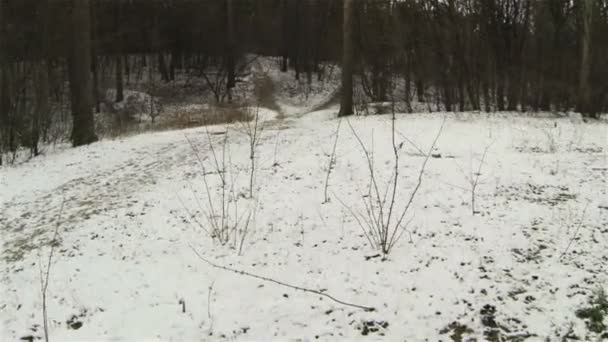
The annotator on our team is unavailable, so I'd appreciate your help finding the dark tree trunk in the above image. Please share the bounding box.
[125,55,130,84]
[90,0,100,113]
[339,0,354,117]
[69,0,97,146]
[578,0,593,115]
[416,79,424,102]
[225,0,236,91]
[115,56,124,102]
[280,0,289,72]
[32,62,49,156]
[158,53,170,82]
[92,56,100,113]
[496,78,505,111]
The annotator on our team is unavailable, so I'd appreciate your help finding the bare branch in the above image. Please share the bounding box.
[323,119,342,203]
[189,245,375,312]
[559,203,590,261]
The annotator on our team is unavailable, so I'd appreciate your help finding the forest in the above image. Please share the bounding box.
[1,0,607,162]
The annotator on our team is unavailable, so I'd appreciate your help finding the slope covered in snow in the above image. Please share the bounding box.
[1,107,607,341]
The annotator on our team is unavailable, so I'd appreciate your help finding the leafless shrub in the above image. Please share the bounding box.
[183,126,256,255]
[339,108,446,255]
[467,144,492,215]
[237,105,262,198]
[449,142,493,215]
[544,126,559,154]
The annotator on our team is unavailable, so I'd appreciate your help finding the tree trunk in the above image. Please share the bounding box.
[158,53,169,82]
[69,0,97,146]
[225,0,236,91]
[125,55,130,84]
[90,0,100,113]
[578,0,593,116]
[169,52,176,81]
[496,77,505,111]
[416,79,424,102]
[115,56,124,102]
[339,0,354,117]
[33,62,49,156]
[92,55,100,113]
[280,0,289,72]
[0,0,5,165]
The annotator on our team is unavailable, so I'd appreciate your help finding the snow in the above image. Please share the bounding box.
[1,107,607,341]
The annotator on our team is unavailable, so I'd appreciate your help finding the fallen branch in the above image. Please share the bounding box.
[188,244,375,312]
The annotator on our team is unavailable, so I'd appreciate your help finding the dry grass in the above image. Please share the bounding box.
[99,104,252,139]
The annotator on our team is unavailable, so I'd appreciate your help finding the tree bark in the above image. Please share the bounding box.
[33,62,49,156]
[578,0,593,116]
[339,0,354,117]
[0,0,5,165]
[158,53,169,82]
[225,0,236,91]
[91,10,100,113]
[114,55,125,102]
[280,0,289,72]
[69,0,97,146]
[115,56,124,102]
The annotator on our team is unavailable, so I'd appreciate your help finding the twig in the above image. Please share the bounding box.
[389,117,446,251]
[323,119,342,203]
[395,128,425,156]
[471,142,493,215]
[189,244,375,312]
[185,131,254,250]
[207,280,215,328]
[559,203,590,261]
[243,105,261,199]
[39,199,65,342]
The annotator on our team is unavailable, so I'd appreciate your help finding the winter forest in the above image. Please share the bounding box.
[1,0,607,341]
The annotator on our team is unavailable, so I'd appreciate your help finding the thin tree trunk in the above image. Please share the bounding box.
[115,56,124,102]
[33,62,49,156]
[416,79,424,102]
[90,0,100,113]
[280,0,289,72]
[125,55,130,84]
[69,0,97,146]
[339,0,354,117]
[225,0,236,91]
[158,53,169,82]
[578,0,593,116]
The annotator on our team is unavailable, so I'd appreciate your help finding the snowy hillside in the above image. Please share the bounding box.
[1,105,607,341]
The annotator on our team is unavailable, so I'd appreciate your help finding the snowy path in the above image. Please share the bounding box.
[1,110,607,341]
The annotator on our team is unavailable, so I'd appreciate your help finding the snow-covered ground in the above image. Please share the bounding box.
[1,105,607,341]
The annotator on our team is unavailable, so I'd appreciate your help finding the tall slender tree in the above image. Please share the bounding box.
[68,0,97,146]
[225,0,236,94]
[339,0,354,117]
[578,0,593,116]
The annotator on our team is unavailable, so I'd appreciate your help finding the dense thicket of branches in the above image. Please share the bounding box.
[1,0,607,162]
